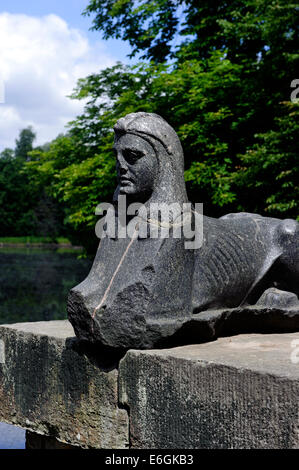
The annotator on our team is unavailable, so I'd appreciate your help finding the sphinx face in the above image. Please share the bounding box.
[114,134,158,200]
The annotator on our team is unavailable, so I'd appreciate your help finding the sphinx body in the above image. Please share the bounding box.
[68,112,299,349]
[193,213,298,311]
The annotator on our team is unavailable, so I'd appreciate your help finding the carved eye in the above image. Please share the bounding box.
[123,149,143,164]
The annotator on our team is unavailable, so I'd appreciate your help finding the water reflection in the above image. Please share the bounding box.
[0,247,92,324]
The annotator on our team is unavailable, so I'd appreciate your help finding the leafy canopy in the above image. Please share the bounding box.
[4,0,297,251]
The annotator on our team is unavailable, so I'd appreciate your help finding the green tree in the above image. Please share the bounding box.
[0,148,14,161]
[15,126,36,160]
[231,101,299,219]
[21,0,298,251]
[0,153,38,236]
[84,0,182,62]
[81,0,299,217]
[0,130,65,239]
[84,0,299,64]
[26,132,116,250]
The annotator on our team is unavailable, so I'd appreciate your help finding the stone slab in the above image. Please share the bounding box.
[119,332,299,449]
[25,431,77,449]
[169,305,299,347]
[0,320,129,449]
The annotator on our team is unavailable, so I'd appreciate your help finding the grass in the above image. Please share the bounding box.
[0,236,71,245]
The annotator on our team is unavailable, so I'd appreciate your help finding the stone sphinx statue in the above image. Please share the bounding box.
[68,112,299,349]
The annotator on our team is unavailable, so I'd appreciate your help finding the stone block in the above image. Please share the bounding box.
[119,332,299,449]
[0,321,129,449]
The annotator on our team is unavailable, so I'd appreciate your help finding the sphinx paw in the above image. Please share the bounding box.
[256,288,299,309]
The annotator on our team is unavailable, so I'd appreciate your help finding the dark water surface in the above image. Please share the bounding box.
[0,247,92,324]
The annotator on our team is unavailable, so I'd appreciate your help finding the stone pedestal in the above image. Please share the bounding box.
[0,321,129,449]
[0,321,298,449]
[119,333,299,448]
[25,431,76,449]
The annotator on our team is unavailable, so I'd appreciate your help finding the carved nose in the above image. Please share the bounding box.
[117,154,128,173]
[119,166,127,175]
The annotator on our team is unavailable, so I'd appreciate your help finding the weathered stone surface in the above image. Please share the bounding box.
[163,302,299,347]
[68,113,194,350]
[68,112,299,350]
[26,431,77,449]
[119,332,299,449]
[0,320,129,449]
[256,287,299,308]
[1,321,299,449]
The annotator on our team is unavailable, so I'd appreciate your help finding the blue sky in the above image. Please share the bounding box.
[1,0,132,62]
[0,0,132,150]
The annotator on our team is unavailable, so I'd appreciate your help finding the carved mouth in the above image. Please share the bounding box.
[120,177,133,185]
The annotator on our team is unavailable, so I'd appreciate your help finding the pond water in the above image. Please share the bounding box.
[0,247,92,324]
[0,246,93,448]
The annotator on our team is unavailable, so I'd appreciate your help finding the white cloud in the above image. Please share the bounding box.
[0,13,116,151]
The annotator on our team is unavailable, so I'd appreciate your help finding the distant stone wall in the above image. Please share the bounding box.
[0,321,298,449]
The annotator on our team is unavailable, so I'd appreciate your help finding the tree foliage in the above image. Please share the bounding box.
[80,0,299,220]
[84,0,181,62]
[84,0,299,64]
[0,129,64,239]
[15,126,36,161]
[25,132,116,250]
[2,1,298,251]
[0,146,38,236]
[230,101,299,218]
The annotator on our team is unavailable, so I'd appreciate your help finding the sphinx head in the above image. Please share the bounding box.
[113,112,188,205]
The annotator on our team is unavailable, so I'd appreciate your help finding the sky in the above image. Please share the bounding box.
[0,0,133,151]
